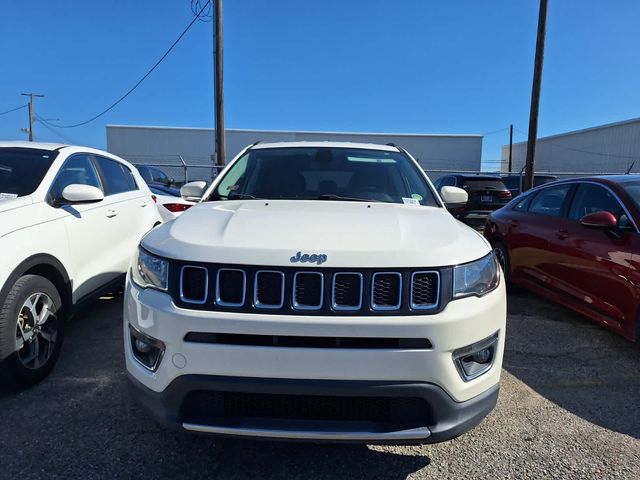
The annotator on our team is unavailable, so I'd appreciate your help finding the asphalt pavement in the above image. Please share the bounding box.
[1,290,638,479]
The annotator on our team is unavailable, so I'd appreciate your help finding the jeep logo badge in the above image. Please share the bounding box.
[290,251,327,265]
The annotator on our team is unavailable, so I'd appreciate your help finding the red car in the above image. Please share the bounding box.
[484,176,640,341]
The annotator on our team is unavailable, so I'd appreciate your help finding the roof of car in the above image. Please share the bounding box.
[591,174,640,183]
[0,140,68,150]
[451,174,502,180]
[250,141,400,152]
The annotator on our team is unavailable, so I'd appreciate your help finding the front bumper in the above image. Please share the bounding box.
[124,276,506,442]
[128,373,499,444]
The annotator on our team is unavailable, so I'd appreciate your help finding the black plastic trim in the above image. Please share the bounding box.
[127,374,499,444]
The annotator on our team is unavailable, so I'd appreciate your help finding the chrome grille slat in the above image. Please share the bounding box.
[180,266,209,304]
[410,271,440,310]
[371,272,402,311]
[332,272,363,311]
[293,272,324,310]
[216,268,246,307]
[254,270,285,309]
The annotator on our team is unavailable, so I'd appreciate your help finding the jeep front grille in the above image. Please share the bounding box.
[292,272,324,310]
[172,264,443,315]
[180,266,208,304]
[411,271,439,309]
[254,270,285,309]
[216,269,245,307]
[332,272,363,310]
[371,272,402,311]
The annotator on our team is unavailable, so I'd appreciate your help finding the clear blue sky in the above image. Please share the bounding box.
[1,0,639,168]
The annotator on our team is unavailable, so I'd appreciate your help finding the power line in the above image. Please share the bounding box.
[481,127,510,136]
[44,0,211,129]
[0,104,28,116]
[191,0,212,22]
[34,113,80,145]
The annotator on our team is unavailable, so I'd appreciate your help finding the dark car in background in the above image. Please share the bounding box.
[501,174,557,198]
[136,165,174,187]
[484,175,640,341]
[433,174,511,226]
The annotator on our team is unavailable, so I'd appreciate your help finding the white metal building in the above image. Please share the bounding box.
[501,117,640,175]
[106,125,482,182]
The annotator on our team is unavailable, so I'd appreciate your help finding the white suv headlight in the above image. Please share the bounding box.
[453,253,500,299]
[131,246,169,291]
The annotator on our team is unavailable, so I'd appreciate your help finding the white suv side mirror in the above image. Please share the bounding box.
[440,186,468,208]
[61,184,104,204]
[181,181,208,202]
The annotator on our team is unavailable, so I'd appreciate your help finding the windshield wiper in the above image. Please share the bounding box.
[228,193,264,200]
[316,194,372,202]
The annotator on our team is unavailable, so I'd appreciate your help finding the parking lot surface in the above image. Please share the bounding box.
[1,291,639,479]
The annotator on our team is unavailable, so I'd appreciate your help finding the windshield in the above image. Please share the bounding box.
[621,181,640,212]
[207,147,439,206]
[462,178,508,191]
[0,148,58,198]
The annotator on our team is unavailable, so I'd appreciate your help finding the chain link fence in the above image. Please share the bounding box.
[120,155,225,186]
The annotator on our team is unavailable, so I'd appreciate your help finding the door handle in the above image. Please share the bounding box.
[140,201,148,208]
[555,229,569,240]
[106,209,118,218]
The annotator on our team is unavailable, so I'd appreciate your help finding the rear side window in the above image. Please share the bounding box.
[528,184,572,217]
[96,156,138,195]
[150,167,171,184]
[568,184,624,221]
[513,193,533,211]
[462,178,507,190]
[49,155,102,201]
[501,177,519,189]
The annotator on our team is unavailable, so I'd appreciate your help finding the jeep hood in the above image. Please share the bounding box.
[142,200,490,268]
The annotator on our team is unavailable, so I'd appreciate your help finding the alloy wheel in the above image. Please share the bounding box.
[15,292,58,370]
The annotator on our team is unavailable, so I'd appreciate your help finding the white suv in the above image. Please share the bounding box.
[125,142,506,443]
[0,142,162,388]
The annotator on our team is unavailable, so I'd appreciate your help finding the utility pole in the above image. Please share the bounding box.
[508,124,513,173]
[523,0,548,191]
[21,93,44,141]
[213,0,225,168]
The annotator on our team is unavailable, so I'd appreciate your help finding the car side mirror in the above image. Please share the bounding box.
[181,181,207,202]
[440,186,468,208]
[61,184,104,204]
[580,211,618,229]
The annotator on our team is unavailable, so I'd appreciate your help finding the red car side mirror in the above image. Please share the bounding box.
[580,211,618,229]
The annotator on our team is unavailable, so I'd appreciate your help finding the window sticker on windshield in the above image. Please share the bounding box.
[402,197,420,205]
[411,193,423,201]
[226,185,239,191]
[0,192,18,200]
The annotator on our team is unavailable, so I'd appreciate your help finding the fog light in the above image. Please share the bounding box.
[129,325,165,371]
[453,332,499,381]
[135,338,152,353]
[471,347,492,364]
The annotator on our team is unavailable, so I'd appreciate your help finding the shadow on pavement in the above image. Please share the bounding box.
[503,290,640,439]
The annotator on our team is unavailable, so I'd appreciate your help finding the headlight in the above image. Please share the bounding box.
[131,246,169,291]
[453,252,500,298]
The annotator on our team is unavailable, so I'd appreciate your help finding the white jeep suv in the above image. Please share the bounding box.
[125,142,506,443]
[0,142,162,388]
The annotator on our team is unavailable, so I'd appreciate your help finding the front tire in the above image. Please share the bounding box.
[0,275,64,389]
